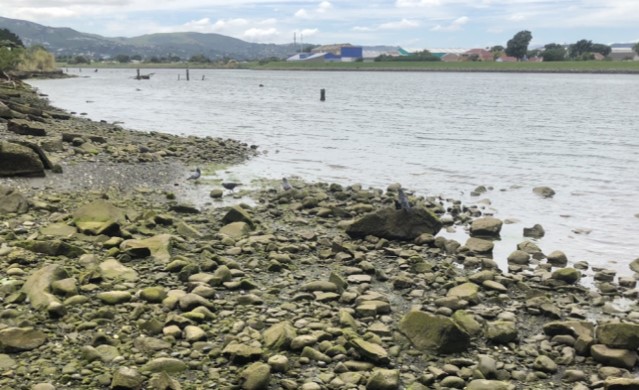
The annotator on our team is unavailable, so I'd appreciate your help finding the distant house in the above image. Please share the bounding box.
[592,53,606,61]
[463,48,493,61]
[441,53,461,62]
[609,46,638,61]
[496,55,518,63]
[286,52,340,62]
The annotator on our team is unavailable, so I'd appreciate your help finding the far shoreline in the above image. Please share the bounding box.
[61,60,639,75]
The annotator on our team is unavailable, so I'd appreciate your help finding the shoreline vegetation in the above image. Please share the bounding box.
[2,75,639,389]
[60,60,639,74]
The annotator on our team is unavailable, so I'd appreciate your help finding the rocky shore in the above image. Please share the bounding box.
[2,77,639,390]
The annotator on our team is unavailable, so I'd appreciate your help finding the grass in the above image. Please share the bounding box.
[57,60,639,74]
[246,60,639,74]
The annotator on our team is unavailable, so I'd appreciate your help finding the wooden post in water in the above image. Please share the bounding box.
[136,69,140,80]
[186,67,190,81]
[320,88,326,102]
[178,74,180,81]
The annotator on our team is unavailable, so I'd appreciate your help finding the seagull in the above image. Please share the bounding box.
[282,177,293,191]
[397,188,411,211]
[187,167,201,180]
[222,182,242,191]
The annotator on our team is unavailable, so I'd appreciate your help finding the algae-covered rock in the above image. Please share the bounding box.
[464,237,494,254]
[223,205,255,227]
[551,268,581,284]
[366,369,400,390]
[99,258,138,282]
[447,282,480,304]
[72,200,127,235]
[22,264,69,310]
[40,223,77,238]
[0,327,47,351]
[111,367,144,389]
[470,217,503,238]
[596,323,639,350]
[141,357,188,373]
[485,321,518,344]
[219,221,251,238]
[398,311,470,354]
[346,207,442,241]
[241,362,271,390]
[14,239,86,258]
[0,141,45,177]
[0,188,29,214]
[591,344,637,369]
[120,234,173,263]
[466,379,511,390]
[350,338,389,364]
[263,321,297,350]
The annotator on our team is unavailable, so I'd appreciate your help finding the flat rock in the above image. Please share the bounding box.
[0,327,47,351]
[241,362,270,390]
[99,258,138,282]
[141,357,188,373]
[22,264,69,310]
[591,344,637,369]
[464,237,494,254]
[72,200,126,235]
[120,234,173,263]
[366,369,399,390]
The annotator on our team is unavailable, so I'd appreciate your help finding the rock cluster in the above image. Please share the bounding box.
[1,77,639,390]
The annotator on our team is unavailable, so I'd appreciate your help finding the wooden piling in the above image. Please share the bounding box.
[320,89,326,101]
[186,68,190,81]
[136,69,140,80]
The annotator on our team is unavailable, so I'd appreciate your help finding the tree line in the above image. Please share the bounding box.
[1,28,57,74]
[503,31,638,62]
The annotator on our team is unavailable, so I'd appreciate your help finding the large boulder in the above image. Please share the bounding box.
[0,141,45,177]
[398,311,470,354]
[470,217,503,238]
[72,200,127,235]
[262,321,297,351]
[533,186,556,198]
[222,205,255,228]
[346,207,442,241]
[596,323,639,350]
[7,119,47,136]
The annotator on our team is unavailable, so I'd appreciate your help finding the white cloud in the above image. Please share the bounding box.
[299,28,319,38]
[380,19,420,30]
[353,26,374,32]
[243,27,279,42]
[431,15,469,31]
[317,1,332,13]
[11,7,78,19]
[294,9,309,18]
[395,0,440,7]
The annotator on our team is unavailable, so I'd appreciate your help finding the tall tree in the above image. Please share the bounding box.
[505,30,533,60]
[569,39,593,59]
[591,43,611,57]
[542,43,567,62]
[0,28,23,48]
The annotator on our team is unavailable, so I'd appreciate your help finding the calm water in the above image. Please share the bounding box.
[29,68,639,276]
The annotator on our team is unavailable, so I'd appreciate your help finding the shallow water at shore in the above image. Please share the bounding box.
[29,68,639,276]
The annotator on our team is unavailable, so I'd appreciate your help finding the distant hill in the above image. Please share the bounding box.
[0,16,300,60]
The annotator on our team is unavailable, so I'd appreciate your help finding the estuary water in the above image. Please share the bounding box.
[29,68,639,276]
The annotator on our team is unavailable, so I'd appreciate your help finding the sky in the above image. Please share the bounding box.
[2,0,638,49]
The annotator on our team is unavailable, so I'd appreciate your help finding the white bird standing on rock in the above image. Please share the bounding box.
[282,177,292,191]
[187,167,201,180]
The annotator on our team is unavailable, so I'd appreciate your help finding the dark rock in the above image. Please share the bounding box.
[398,311,470,354]
[0,140,45,177]
[597,323,639,350]
[7,119,47,136]
[533,186,556,198]
[346,207,442,241]
[523,224,545,238]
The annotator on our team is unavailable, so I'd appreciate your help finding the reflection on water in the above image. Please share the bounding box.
[29,69,639,276]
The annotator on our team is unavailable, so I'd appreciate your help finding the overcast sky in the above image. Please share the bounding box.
[2,0,638,49]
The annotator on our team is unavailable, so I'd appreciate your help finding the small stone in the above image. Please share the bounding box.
[267,354,289,372]
[532,355,558,373]
[97,291,132,305]
[141,357,188,373]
